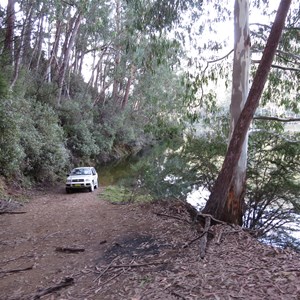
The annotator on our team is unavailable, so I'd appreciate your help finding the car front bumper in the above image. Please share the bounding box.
[66,183,92,189]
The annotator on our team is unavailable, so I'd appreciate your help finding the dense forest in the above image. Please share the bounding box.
[0,0,300,247]
[0,0,196,182]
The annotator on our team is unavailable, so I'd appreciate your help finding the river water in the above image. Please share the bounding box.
[97,141,300,251]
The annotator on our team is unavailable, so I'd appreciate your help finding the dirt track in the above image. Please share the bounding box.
[0,186,154,299]
[1,186,300,300]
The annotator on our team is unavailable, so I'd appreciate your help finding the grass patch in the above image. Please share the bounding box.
[100,185,153,204]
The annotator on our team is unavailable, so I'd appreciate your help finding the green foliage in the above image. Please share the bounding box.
[126,135,226,200]
[0,99,25,176]
[0,73,8,98]
[245,130,300,248]
[59,100,99,163]
[19,99,69,181]
[144,117,184,140]
[250,3,300,115]
[126,0,203,33]
[0,96,69,182]
[118,117,300,249]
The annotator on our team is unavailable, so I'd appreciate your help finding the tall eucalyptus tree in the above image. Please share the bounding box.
[2,0,15,64]
[202,0,292,224]
[220,0,250,225]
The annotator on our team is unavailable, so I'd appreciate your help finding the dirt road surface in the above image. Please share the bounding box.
[1,186,300,300]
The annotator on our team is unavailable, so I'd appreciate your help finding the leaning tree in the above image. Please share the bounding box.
[202,0,293,224]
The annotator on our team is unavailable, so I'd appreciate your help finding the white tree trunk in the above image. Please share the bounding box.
[226,0,250,224]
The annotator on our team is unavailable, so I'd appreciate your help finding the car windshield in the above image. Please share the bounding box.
[70,168,92,175]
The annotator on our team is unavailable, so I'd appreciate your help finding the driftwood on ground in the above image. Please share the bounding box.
[55,247,85,253]
[31,277,74,300]
[0,211,26,215]
[0,265,33,275]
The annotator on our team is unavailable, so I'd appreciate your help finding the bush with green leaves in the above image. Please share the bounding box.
[59,100,99,164]
[124,127,300,249]
[125,137,219,200]
[0,99,25,177]
[0,95,69,183]
[20,100,69,181]
[245,130,300,249]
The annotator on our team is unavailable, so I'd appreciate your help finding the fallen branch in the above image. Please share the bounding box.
[0,265,33,274]
[94,258,167,285]
[182,230,212,248]
[197,213,228,226]
[0,211,26,215]
[199,216,211,259]
[55,247,85,253]
[32,277,74,300]
[216,228,224,245]
[154,212,191,224]
[94,256,120,283]
[1,254,34,266]
[95,269,126,292]
[102,261,167,269]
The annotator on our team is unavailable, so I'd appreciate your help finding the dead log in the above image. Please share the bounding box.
[32,277,74,300]
[0,211,26,215]
[0,265,33,274]
[55,247,85,253]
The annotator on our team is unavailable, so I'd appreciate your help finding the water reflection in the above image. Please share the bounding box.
[96,140,300,251]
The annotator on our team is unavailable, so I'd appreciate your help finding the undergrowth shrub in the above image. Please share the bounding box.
[59,100,99,164]
[0,98,25,176]
[0,96,69,183]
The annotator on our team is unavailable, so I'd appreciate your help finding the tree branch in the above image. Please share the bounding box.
[276,49,300,61]
[206,49,234,65]
[253,116,300,122]
[252,60,300,72]
[0,265,33,274]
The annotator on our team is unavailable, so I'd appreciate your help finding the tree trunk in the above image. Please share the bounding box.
[121,65,136,109]
[10,4,33,89]
[112,0,121,104]
[3,0,15,64]
[35,15,45,71]
[221,0,250,225]
[57,13,82,105]
[202,0,292,223]
[22,3,33,65]
[46,19,62,82]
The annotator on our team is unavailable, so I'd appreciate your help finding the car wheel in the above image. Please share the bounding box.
[66,188,71,194]
[89,183,94,192]
[95,181,98,189]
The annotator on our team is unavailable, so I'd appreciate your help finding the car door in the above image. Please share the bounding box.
[91,168,98,185]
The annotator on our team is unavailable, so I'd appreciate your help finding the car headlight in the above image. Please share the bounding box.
[66,179,72,183]
[85,178,91,182]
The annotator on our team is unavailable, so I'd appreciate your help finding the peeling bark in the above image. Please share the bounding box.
[223,0,250,225]
[202,0,292,224]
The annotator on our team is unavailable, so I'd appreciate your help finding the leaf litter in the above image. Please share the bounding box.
[0,188,299,300]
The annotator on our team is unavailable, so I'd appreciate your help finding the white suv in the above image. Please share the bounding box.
[66,167,98,193]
